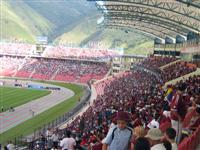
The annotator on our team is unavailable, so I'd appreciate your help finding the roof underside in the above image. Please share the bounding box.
[88,0,200,39]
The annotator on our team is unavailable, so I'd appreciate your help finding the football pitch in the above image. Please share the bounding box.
[0,86,51,112]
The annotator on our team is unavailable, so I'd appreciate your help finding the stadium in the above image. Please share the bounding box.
[0,0,200,150]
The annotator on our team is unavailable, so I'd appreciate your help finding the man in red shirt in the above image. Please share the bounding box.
[170,83,187,144]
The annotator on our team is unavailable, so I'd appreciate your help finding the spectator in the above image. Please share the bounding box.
[170,84,187,143]
[147,113,160,129]
[145,128,166,150]
[163,140,172,150]
[102,111,132,150]
[163,128,178,150]
[134,137,150,150]
[6,141,15,150]
[60,130,76,150]
[51,131,59,149]
[131,126,146,149]
[186,104,200,131]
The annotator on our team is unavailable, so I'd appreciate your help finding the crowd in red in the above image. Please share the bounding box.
[137,56,178,73]
[1,54,199,149]
[43,46,118,60]
[161,62,197,82]
[0,43,118,60]
[0,56,110,83]
[0,43,34,55]
[26,56,199,150]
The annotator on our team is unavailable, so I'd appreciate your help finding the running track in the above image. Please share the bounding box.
[0,79,74,133]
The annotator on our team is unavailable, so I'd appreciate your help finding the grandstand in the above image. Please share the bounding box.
[0,0,200,150]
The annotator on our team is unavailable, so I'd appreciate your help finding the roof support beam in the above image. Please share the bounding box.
[104,14,188,36]
[101,23,167,39]
[103,19,178,38]
[96,4,200,33]
[89,0,200,19]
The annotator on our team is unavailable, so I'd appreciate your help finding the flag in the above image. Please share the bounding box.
[165,87,173,102]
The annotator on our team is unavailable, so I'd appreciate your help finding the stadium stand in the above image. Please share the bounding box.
[21,56,199,150]
[0,43,118,60]
[42,46,118,60]
[1,0,200,149]
[0,56,110,83]
[0,43,34,55]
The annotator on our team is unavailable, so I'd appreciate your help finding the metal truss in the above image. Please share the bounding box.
[104,12,189,36]
[96,4,200,33]
[100,23,167,39]
[89,0,200,20]
[103,18,183,38]
[177,0,200,8]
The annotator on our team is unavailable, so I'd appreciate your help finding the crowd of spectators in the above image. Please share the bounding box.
[136,56,178,73]
[0,56,30,76]
[42,46,118,60]
[136,56,197,82]
[161,62,197,82]
[0,43,118,60]
[0,43,34,55]
[0,56,110,83]
[192,60,200,68]
[0,56,23,71]
[1,54,199,150]
[28,65,199,150]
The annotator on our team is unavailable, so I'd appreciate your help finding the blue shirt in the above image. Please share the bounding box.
[102,126,132,150]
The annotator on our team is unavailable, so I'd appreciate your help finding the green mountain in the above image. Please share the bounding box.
[55,14,153,55]
[1,0,53,42]
[1,0,153,55]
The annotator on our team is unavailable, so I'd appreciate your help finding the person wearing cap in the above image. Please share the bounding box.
[102,111,132,150]
[145,128,166,150]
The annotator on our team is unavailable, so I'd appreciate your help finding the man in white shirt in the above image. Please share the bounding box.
[147,113,160,129]
[60,131,76,150]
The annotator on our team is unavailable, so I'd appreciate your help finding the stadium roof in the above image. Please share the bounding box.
[88,0,200,39]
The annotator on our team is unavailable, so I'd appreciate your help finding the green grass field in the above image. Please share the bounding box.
[0,80,83,146]
[0,87,51,112]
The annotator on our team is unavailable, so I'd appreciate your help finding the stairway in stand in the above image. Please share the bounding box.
[29,69,35,79]
[50,68,60,80]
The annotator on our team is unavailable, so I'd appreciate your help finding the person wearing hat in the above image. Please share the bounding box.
[145,128,166,150]
[102,111,132,150]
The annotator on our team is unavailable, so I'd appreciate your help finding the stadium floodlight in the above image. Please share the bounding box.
[97,16,104,25]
